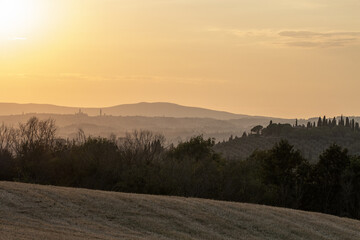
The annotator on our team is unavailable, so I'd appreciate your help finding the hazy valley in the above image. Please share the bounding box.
[0,102,291,142]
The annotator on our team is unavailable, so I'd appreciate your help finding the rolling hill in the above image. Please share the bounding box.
[0,102,251,120]
[1,181,359,240]
[0,113,291,142]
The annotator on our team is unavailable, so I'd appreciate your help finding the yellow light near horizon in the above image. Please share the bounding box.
[0,0,40,39]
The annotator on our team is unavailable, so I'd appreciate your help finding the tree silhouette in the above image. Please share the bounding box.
[317,117,322,127]
[339,115,344,126]
[332,117,337,127]
[251,125,263,135]
[346,117,350,127]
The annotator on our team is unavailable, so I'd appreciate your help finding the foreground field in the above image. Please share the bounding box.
[0,181,359,240]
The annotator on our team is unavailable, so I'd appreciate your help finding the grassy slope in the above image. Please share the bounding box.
[0,182,359,240]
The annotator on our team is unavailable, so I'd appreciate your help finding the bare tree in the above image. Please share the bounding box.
[119,130,165,164]
[0,123,19,155]
[74,128,87,145]
[16,117,57,155]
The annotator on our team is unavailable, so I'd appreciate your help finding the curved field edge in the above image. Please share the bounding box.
[0,181,359,240]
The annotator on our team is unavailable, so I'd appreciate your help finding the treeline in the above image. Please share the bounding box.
[314,115,360,129]
[0,117,359,219]
[257,115,360,136]
[216,116,360,161]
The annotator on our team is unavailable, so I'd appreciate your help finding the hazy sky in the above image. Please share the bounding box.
[1,0,360,118]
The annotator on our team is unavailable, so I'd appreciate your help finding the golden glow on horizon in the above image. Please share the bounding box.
[0,0,43,39]
[1,0,360,118]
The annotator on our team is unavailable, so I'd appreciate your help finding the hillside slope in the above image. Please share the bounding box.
[1,182,359,240]
[0,102,250,120]
[214,135,360,162]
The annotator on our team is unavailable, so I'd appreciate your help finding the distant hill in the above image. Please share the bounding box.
[0,113,291,142]
[0,102,252,120]
[105,102,250,120]
[0,103,293,142]
[1,181,359,240]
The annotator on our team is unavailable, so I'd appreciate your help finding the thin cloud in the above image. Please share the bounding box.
[278,31,360,48]
[286,40,352,48]
[208,28,360,48]
[279,31,360,38]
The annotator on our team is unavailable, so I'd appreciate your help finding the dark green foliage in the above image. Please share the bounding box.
[170,136,215,161]
[164,136,225,198]
[339,116,343,126]
[341,156,360,218]
[68,138,120,189]
[0,149,15,181]
[2,117,360,220]
[346,117,350,127]
[261,123,292,137]
[251,125,263,135]
[260,140,307,208]
[0,123,16,180]
[216,117,360,162]
[322,116,327,126]
[222,151,269,203]
[318,117,322,127]
[313,144,350,215]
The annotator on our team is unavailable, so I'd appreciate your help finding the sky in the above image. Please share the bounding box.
[0,0,360,118]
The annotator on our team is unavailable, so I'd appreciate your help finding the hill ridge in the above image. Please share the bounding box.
[0,102,250,120]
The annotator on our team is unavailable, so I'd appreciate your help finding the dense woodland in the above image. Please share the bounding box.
[0,117,360,220]
[215,116,360,162]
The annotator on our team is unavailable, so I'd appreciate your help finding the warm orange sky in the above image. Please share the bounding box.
[1,0,360,118]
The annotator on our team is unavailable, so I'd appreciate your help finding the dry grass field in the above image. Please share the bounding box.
[1,181,359,240]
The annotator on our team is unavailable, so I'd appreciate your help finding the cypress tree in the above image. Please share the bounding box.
[332,117,337,127]
[318,117,322,127]
[339,115,344,126]
[346,117,350,127]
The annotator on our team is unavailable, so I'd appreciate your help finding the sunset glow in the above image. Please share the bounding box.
[0,0,42,39]
[1,0,360,118]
